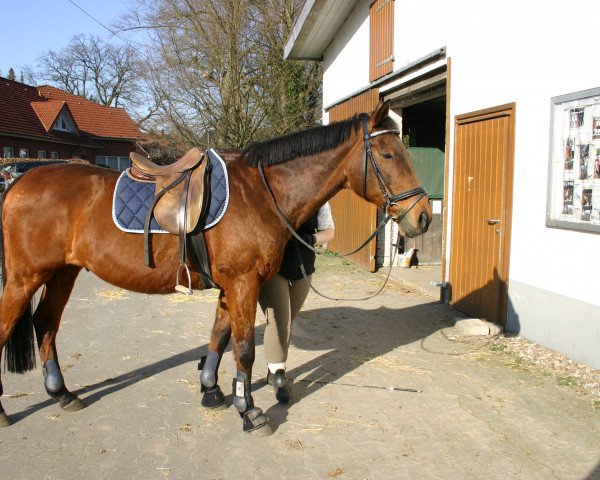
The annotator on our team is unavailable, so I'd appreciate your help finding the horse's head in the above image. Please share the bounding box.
[348,101,432,238]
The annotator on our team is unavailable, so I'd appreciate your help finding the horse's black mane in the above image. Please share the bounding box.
[244,115,362,167]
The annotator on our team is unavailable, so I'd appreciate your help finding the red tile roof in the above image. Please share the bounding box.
[0,77,141,145]
[0,78,50,139]
[38,85,142,140]
[30,100,68,131]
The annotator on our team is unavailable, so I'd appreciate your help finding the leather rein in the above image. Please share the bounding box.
[258,115,427,301]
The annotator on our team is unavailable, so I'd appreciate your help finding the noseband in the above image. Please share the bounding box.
[360,115,427,221]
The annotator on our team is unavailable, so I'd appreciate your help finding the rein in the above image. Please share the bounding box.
[258,116,427,301]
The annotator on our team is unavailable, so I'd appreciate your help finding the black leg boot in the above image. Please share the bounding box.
[232,372,272,435]
[198,353,226,409]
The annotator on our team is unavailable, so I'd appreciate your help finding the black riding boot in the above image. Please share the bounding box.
[267,369,291,403]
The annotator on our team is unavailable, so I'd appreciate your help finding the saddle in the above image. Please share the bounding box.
[130,148,208,234]
[129,148,212,294]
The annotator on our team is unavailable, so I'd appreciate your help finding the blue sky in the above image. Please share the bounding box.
[1,0,135,79]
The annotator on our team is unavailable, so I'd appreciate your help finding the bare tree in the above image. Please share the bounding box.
[249,1,322,137]
[37,34,142,110]
[119,0,321,150]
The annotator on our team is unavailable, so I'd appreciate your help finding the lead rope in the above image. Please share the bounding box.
[296,219,401,301]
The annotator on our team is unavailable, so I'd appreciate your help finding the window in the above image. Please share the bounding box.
[54,114,72,132]
[3,147,14,158]
[51,152,59,159]
[38,150,47,159]
[95,155,131,171]
[19,148,29,158]
[369,0,395,82]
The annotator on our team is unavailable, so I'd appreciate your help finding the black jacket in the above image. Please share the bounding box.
[278,213,318,281]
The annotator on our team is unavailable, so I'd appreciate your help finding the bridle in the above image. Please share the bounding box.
[257,115,428,301]
[258,114,427,257]
[360,114,427,221]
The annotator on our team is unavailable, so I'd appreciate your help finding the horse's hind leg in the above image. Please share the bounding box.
[199,290,231,409]
[0,273,50,426]
[33,266,85,411]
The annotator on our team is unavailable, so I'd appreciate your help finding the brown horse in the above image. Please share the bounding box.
[0,101,431,435]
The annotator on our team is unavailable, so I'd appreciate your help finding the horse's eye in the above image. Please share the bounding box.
[381,152,393,159]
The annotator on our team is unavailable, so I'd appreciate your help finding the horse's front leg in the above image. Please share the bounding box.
[225,275,271,435]
[198,290,231,409]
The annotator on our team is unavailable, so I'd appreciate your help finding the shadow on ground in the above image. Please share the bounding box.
[7,301,448,428]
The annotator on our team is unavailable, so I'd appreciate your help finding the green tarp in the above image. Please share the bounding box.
[407,147,445,199]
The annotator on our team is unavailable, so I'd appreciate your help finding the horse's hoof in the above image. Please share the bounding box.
[242,407,272,436]
[201,385,227,410]
[0,412,11,427]
[61,396,86,412]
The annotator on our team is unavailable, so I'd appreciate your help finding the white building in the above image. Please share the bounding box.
[285,0,600,368]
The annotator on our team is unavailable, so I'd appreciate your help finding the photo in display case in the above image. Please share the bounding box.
[547,87,600,232]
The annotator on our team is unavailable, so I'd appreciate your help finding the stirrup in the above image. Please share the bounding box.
[175,262,193,295]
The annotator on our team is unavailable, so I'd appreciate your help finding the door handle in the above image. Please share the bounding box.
[486,219,500,225]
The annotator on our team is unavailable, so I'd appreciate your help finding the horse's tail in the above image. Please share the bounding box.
[0,180,37,373]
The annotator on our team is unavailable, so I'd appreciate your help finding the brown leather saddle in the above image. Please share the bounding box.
[129,148,212,294]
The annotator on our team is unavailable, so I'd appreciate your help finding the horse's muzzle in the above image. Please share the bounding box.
[398,208,431,238]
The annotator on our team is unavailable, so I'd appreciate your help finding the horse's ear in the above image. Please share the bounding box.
[369,100,390,128]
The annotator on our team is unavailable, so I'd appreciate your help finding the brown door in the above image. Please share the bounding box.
[449,104,515,325]
[327,90,380,271]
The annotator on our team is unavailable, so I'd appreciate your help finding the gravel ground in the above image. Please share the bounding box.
[490,334,600,406]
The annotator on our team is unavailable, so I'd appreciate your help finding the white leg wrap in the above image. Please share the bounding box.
[268,362,286,374]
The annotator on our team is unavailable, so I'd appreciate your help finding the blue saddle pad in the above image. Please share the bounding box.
[112,149,229,233]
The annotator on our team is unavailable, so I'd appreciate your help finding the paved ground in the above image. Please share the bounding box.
[0,257,598,480]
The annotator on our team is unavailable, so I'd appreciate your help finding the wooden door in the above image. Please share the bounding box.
[328,90,380,271]
[449,104,515,325]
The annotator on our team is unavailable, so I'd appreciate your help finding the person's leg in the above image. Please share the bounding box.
[258,274,312,403]
[289,275,311,322]
[258,274,291,372]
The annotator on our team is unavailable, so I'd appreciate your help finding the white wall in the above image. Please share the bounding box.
[324,0,600,308]
[442,1,600,307]
[322,1,370,108]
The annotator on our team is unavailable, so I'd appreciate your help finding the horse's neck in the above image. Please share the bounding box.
[265,141,357,228]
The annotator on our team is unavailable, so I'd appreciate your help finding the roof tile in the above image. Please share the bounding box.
[0,77,141,143]
[30,100,67,131]
[37,85,142,139]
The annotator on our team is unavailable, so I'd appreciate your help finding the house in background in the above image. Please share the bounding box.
[285,0,600,368]
[0,77,142,170]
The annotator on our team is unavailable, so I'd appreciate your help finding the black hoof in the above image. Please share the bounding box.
[48,388,86,411]
[0,412,11,427]
[242,407,272,436]
[201,385,226,410]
